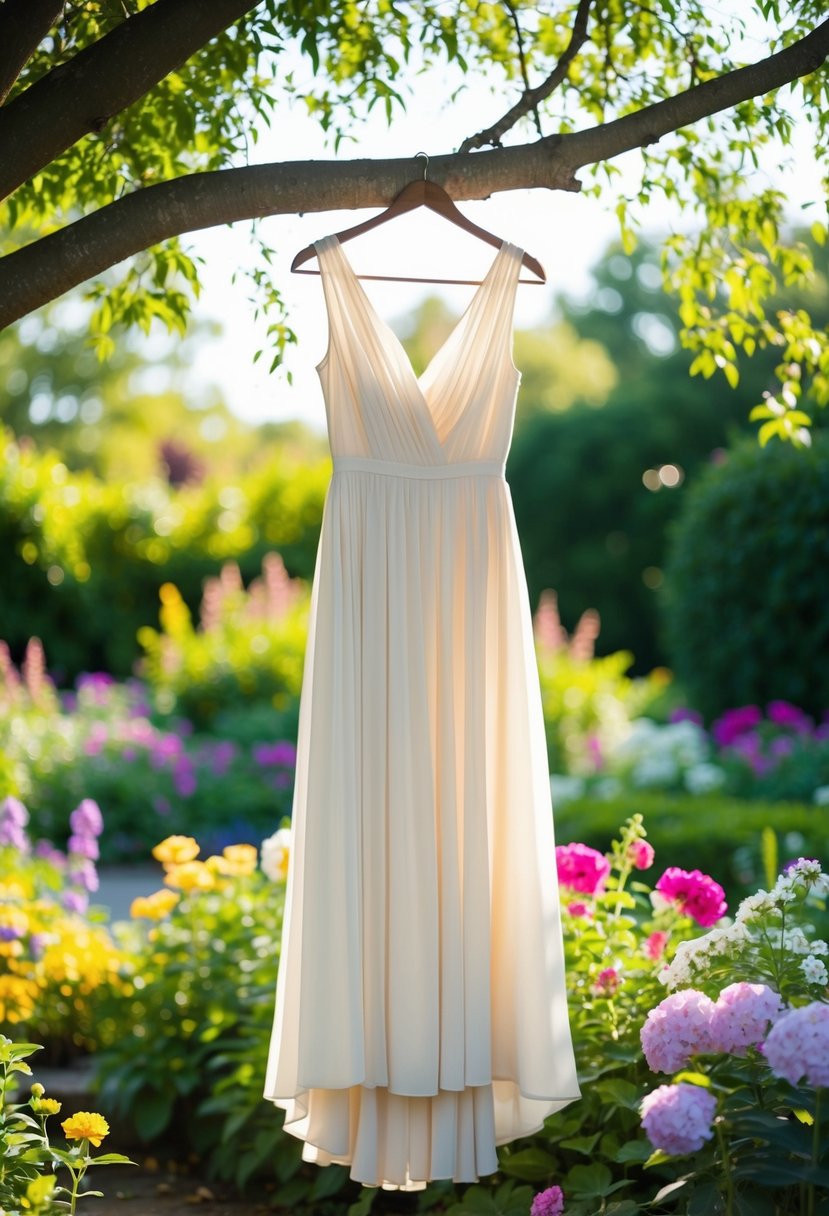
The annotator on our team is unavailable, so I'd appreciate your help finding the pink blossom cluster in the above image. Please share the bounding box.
[640,989,716,1073]
[654,867,727,926]
[640,1082,717,1156]
[763,1002,829,1088]
[709,982,785,1056]
[628,839,655,870]
[530,1185,564,1216]
[645,931,669,960]
[555,843,611,896]
[593,967,620,996]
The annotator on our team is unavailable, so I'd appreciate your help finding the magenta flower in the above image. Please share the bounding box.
[640,1083,717,1156]
[711,705,762,747]
[645,931,669,960]
[654,867,727,927]
[763,1002,829,1088]
[669,707,704,726]
[628,839,655,870]
[766,700,812,732]
[640,989,716,1073]
[69,799,103,837]
[555,843,611,896]
[531,1185,564,1216]
[709,982,785,1056]
[593,967,620,996]
[253,741,298,768]
[567,902,591,919]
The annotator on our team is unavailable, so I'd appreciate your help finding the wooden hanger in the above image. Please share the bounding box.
[291,152,546,285]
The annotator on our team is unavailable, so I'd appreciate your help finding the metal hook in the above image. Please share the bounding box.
[414,151,429,180]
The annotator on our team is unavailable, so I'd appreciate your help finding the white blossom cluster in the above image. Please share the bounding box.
[609,718,720,791]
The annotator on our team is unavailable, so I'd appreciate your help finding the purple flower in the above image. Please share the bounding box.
[0,924,24,941]
[669,707,704,726]
[33,839,66,866]
[253,741,298,768]
[767,700,812,733]
[769,736,795,758]
[173,758,197,798]
[763,1002,829,1088]
[640,1083,717,1156]
[1,796,28,827]
[63,889,89,915]
[555,843,611,896]
[69,799,104,837]
[28,932,50,959]
[67,857,99,892]
[0,821,29,851]
[641,990,716,1073]
[708,982,785,1056]
[711,705,763,748]
[68,834,100,860]
[531,1185,565,1216]
[654,867,727,927]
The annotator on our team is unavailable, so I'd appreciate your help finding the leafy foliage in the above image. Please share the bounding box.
[662,433,829,721]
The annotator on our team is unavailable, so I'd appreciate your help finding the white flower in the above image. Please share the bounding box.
[810,939,829,957]
[811,874,829,899]
[787,858,823,881]
[782,927,813,955]
[684,762,726,795]
[801,956,829,987]
[737,890,778,922]
[260,827,291,883]
[631,755,679,787]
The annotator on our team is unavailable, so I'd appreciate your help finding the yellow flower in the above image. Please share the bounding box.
[163,860,215,893]
[61,1111,109,1147]
[0,938,24,958]
[0,906,29,935]
[221,844,258,877]
[33,1097,62,1115]
[0,973,39,1022]
[204,854,233,876]
[152,835,200,867]
[130,889,180,920]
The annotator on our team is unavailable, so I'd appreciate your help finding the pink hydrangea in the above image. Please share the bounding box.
[654,867,727,926]
[555,843,611,896]
[709,982,785,1056]
[531,1185,564,1216]
[763,1002,829,1088]
[640,1082,717,1156]
[628,839,655,870]
[645,931,669,960]
[640,989,716,1073]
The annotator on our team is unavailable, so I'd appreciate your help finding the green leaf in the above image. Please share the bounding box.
[498,1147,558,1181]
[132,1089,174,1141]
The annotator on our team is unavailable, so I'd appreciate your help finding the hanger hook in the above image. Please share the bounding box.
[414,151,429,181]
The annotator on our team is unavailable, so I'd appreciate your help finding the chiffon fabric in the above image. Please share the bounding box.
[263,233,581,1191]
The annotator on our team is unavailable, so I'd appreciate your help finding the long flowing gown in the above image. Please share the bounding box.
[262,234,581,1192]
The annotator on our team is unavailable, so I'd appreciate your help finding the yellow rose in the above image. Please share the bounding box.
[152,836,200,867]
[221,844,258,876]
[130,889,180,920]
[61,1111,109,1147]
[163,860,215,893]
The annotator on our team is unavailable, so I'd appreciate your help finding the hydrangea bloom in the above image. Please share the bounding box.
[640,989,716,1073]
[708,982,784,1055]
[628,840,655,870]
[531,1186,564,1216]
[763,1002,829,1088]
[640,1083,717,1156]
[555,843,611,896]
[654,867,727,926]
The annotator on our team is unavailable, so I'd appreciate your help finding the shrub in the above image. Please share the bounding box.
[661,434,829,722]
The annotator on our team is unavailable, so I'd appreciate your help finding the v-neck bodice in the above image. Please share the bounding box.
[314,233,524,468]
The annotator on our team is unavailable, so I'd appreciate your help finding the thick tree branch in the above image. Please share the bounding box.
[0,0,263,203]
[460,0,593,153]
[0,0,64,106]
[0,13,827,330]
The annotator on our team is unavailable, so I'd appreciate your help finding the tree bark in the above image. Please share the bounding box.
[0,0,263,202]
[0,14,827,329]
[0,0,64,106]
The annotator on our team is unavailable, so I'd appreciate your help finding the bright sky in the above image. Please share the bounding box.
[176,24,822,437]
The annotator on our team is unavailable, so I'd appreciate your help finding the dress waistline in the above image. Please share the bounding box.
[332,456,505,480]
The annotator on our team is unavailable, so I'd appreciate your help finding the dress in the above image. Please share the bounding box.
[262,233,581,1192]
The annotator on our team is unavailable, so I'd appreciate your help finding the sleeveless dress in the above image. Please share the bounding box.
[263,234,581,1192]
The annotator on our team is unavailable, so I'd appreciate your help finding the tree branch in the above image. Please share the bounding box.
[459,0,593,153]
[0,0,263,203]
[1,12,827,329]
[0,0,65,106]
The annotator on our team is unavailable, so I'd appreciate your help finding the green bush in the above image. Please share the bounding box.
[661,434,829,722]
[554,791,826,899]
[0,430,328,682]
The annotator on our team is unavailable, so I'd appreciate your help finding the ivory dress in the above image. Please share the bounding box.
[263,234,581,1192]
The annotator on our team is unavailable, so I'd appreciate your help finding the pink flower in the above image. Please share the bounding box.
[645,931,669,960]
[593,967,620,996]
[640,1083,717,1156]
[763,1002,829,1088]
[69,799,103,837]
[654,867,727,927]
[555,843,611,896]
[628,840,655,870]
[567,902,591,919]
[709,982,785,1056]
[68,834,99,860]
[531,1185,565,1216]
[640,989,716,1073]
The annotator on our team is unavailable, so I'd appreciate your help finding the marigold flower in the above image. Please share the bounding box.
[130,889,180,920]
[33,1097,62,1115]
[61,1111,109,1147]
[152,835,200,867]
[221,844,258,876]
[163,860,215,893]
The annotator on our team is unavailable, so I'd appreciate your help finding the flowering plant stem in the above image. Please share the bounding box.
[809,1089,822,1216]
[714,1117,734,1216]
